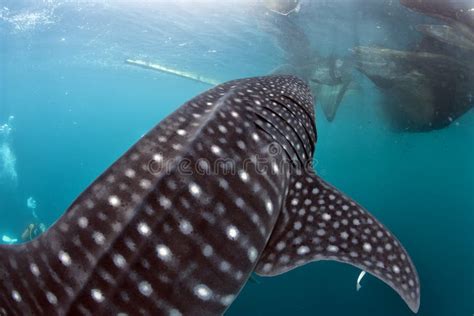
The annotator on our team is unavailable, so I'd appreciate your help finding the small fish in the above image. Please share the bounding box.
[0,76,420,315]
[356,270,367,291]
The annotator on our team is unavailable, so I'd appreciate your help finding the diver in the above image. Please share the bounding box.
[1,222,47,244]
[22,196,46,242]
[0,196,46,244]
[1,235,18,244]
[20,222,46,242]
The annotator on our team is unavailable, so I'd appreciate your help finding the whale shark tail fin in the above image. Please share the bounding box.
[255,170,420,313]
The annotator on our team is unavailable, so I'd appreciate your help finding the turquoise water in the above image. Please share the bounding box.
[1,1,473,315]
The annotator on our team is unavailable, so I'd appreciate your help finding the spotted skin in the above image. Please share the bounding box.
[255,172,420,312]
[0,76,419,315]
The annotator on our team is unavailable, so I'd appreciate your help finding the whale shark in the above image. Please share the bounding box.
[0,75,420,315]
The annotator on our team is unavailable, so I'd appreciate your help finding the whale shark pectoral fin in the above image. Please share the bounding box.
[254,170,420,313]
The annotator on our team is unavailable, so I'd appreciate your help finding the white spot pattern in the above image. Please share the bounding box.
[0,76,419,315]
[58,251,72,266]
[226,225,239,240]
[91,289,104,303]
[108,195,121,207]
[156,244,172,261]
[194,284,212,300]
[255,171,419,311]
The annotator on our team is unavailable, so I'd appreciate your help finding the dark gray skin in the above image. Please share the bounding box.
[353,46,474,131]
[401,0,474,55]
[400,0,474,31]
[416,24,474,52]
[348,0,474,132]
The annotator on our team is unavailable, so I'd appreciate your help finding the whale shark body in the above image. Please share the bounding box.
[0,76,420,315]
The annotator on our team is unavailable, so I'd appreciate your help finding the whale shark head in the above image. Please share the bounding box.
[0,75,419,315]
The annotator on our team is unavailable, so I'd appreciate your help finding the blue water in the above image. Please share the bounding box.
[1,1,473,315]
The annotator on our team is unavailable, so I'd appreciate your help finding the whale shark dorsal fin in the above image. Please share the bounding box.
[255,170,420,313]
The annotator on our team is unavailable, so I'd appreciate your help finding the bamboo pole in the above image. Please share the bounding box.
[125,59,220,86]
